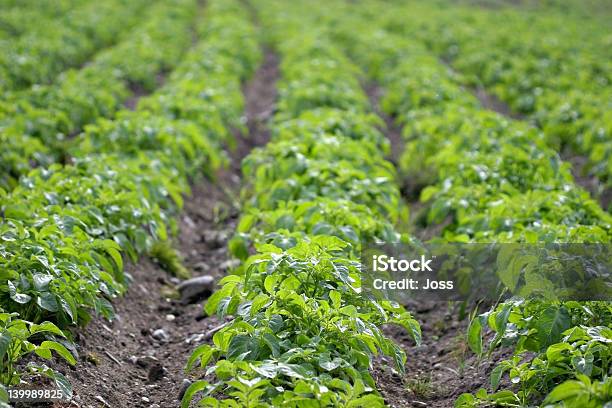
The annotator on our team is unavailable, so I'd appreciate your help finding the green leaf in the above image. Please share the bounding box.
[106,247,123,272]
[181,380,209,408]
[536,306,571,349]
[39,341,76,365]
[543,380,586,403]
[454,393,476,408]
[250,293,271,316]
[204,283,235,316]
[264,275,279,294]
[32,274,53,291]
[490,364,505,390]
[467,316,482,355]
[186,344,214,370]
[37,292,58,312]
[30,322,64,337]
[329,290,341,309]
[8,281,31,304]
[227,335,254,360]
[262,333,280,358]
[347,393,385,407]
[318,353,341,371]
[0,331,12,362]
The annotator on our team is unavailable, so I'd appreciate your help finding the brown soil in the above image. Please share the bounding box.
[473,87,524,120]
[365,83,427,204]
[564,153,612,211]
[17,49,279,408]
[364,83,404,165]
[123,73,167,111]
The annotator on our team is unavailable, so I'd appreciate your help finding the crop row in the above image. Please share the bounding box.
[382,54,611,244]
[380,48,611,408]
[182,1,420,406]
[0,0,84,39]
[0,0,156,92]
[0,0,198,190]
[0,0,259,403]
[380,4,612,198]
[331,6,612,406]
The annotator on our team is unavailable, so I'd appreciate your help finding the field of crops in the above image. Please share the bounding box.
[0,0,610,407]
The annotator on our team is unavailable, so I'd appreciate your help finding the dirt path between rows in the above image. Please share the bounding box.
[20,50,279,408]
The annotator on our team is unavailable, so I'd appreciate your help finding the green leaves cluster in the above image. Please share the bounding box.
[465,302,611,406]
[389,3,612,195]
[0,0,260,392]
[0,0,151,92]
[374,43,611,243]
[0,312,76,405]
[0,0,197,189]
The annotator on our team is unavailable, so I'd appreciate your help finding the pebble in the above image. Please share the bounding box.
[178,379,192,400]
[152,329,169,342]
[165,314,176,322]
[94,395,110,408]
[185,333,205,344]
[177,275,215,304]
[141,397,150,403]
[219,259,240,271]
[136,355,159,368]
[193,261,211,272]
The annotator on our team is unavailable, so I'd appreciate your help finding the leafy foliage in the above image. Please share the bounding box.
[0,0,198,189]
[0,0,259,390]
[184,1,420,406]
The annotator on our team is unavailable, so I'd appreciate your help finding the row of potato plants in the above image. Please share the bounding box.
[332,7,612,406]
[381,3,612,200]
[0,0,260,404]
[0,0,155,92]
[0,0,84,40]
[0,0,198,191]
[182,1,420,406]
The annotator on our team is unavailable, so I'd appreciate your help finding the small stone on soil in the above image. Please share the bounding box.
[178,379,192,400]
[136,355,159,368]
[219,259,240,271]
[185,333,205,344]
[177,275,215,304]
[152,328,169,342]
[193,261,211,272]
[94,395,110,408]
